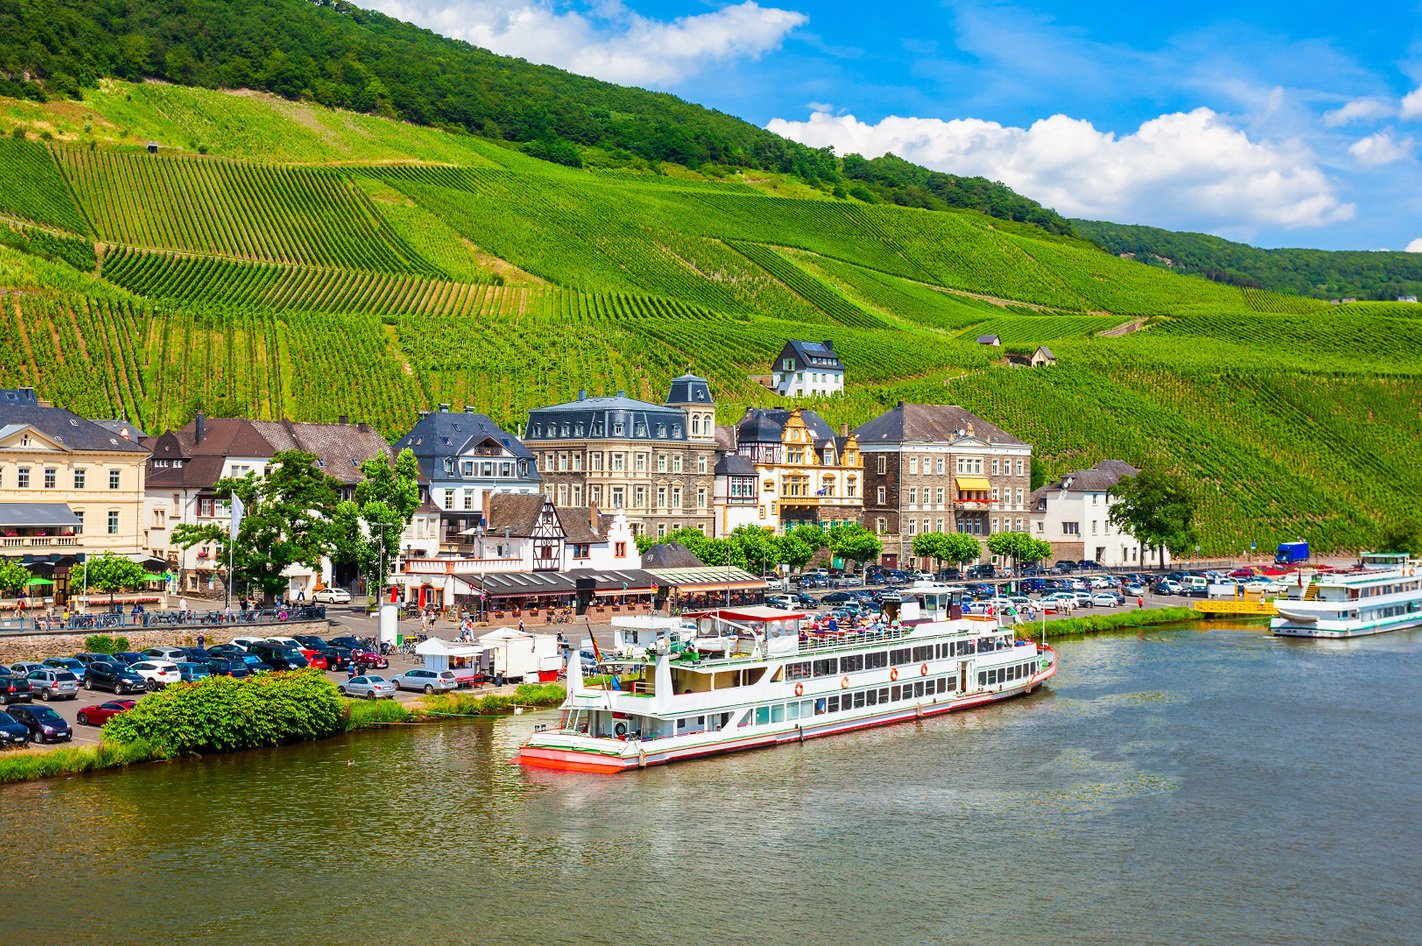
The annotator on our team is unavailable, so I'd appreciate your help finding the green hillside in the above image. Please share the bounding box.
[0,81,1419,558]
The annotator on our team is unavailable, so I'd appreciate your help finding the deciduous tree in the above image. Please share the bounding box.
[1109,470,1200,568]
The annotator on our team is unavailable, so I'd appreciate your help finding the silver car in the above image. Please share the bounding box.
[390,669,459,694]
[27,669,79,701]
[339,675,397,700]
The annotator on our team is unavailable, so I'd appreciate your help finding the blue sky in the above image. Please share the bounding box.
[366,0,1422,250]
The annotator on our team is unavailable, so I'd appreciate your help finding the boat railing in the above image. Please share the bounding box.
[799,625,913,652]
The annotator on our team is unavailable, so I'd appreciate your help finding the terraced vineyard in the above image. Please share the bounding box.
[1,80,1418,555]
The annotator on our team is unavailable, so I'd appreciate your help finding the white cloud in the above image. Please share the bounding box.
[1322,97,1395,127]
[1402,86,1422,120]
[362,0,806,86]
[1408,238,1422,252]
[1348,131,1413,167]
[767,107,1355,231]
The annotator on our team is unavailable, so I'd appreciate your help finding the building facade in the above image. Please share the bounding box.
[1029,460,1154,567]
[732,407,861,534]
[0,389,151,583]
[393,404,539,550]
[855,402,1032,569]
[771,340,845,397]
[522,376,717,537]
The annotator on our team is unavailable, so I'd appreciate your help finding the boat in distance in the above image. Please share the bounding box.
[1272,553,1422,639]
[519,584,1057,773]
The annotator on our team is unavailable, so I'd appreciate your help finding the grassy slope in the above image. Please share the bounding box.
[1,83,1419,556]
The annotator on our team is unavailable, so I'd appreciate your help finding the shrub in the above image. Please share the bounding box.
[83,634,129,654]
[103,669,344,754]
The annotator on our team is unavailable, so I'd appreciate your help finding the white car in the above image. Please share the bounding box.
[312,588,351,604]
[129,660,180,690]
[229,636,268,651]
[1071,591,1095,607]
[1039,593,1076,611]
[1090,592,1122,607]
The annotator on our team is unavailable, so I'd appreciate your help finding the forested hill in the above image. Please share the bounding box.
[1073,219,1422,301]
[0,0,1071,235]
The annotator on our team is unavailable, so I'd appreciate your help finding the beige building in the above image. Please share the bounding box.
[0,388,151,599]
[523,376,717,538]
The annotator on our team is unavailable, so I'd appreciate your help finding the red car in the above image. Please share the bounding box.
[1228,568,1254,579]
[76,699,137,726]
[350,649,388,670]
[296,649,329,670]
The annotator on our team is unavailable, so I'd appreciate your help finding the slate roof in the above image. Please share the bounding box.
[735,407,838,446]
[977,334,1001,345]
[1036,347,1056,360]
[665,374,715,406]
[0,390,149,454]
[641,541,704,569]
[854,402,1025,446]
[90,419,148,440]
[776,340,844,372]
[1047,459,1139,493]
[531,391,666,413]
[144,455,228,490]
[714,454,757,476]
[393,408,533,460]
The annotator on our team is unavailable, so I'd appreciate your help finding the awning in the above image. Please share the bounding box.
[645,566,768,592]
[955,477,992,491]
[0,503,81,529]
[672,581,765,594]
[592,587,655,597]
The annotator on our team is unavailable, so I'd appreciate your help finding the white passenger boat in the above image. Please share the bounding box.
[519,584,1057,773]
[1271,553,1422,638]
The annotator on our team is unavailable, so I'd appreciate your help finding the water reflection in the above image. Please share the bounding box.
[3,625,1420,946]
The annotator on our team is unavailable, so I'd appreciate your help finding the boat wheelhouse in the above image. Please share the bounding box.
[1271,553,1422,638]
[519,585,1057,773]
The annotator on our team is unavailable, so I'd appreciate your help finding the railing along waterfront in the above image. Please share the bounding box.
[0,606,329,635]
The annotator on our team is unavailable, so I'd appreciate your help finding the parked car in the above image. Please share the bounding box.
[76,699,137,727]
[246,643,309,671]
[311,587,352,604]
[1090,592,1123,607]
[1052,560,1077,573]
[1124,583,1146,596]
[203,657,252,679]
[326,635,369,651]
[347,648,387,671]
[294,636,347,670]
[26,669,79,701]
[8,662,44,676]
[391,669,459,694]
[175,662,212,683]
[0,671,33,705]
[818,591,860,606]
[177,647,212,662]
[339,675,397,700]
[207,644,248,659]
[128,660,181,690]
[41,657,89,681]
[1077,559,1100,570]
[142,646,188,662]
[0,711,31,746]
[1070,591,1096,608]
[1228,568,1255,580]
[111,652,145,666]
[228,636,269,651]
[82,659,147,695]
[71,653,110,669]
[766,594,796,610]
[8,704,72,743]
[233,654,275,674]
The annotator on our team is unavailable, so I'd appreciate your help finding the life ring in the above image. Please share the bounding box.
[840,675,849,689]
[889,668,898,682]
[794,682,804,697]
[920,662,929,676]
[614,722,627,738]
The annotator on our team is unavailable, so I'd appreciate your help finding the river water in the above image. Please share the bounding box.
[3,623,1418,946]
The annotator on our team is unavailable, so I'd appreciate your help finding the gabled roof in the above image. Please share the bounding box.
[485,493,559,538]
[714,454,757,476]
[0,391,149,454]
[1036,346,1055,360]
[1047,459,1139,493]
[249,420,395,485]
[776,340,844,372]
[90,419,148,441]
[641,542,704,569]
[854,402,1025,446]
[393,408,533,460]
[735,407,838,446]
[556,506,610,545]
[977,334,1001,345]
[151,417,272,459]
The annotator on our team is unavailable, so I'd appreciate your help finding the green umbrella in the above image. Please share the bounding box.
[24,577,55,586]
[142,572,168,581]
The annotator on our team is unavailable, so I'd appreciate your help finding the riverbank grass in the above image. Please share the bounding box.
[419,682,566,717]
[0,738,167,784]
[1039,606,1198,637]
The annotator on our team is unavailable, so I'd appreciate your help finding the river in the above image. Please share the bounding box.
[3,622,1418,946]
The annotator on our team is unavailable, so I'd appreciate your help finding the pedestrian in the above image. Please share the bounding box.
[197,633,205,650]
[1137,596,1144,609]
[517,618,525,634]
[297,587,306,603]
[239,596,249,615]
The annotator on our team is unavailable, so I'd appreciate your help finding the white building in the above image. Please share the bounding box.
[770,340,844,397]
[1029,460,1166,567]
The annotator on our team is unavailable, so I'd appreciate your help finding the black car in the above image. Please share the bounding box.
[326,636,367,652]
[0,671,32,705]
[1053,560,1077,573]
[207,644,247,659]
[246,643,309,671]
[82,660,147,695]
[967,564,997,579]
[203,657,251,679]
[294,637,349,670]
[178,646,213,662]
[72,652,110,668]
[111,652,145,666]
[0,711,30,746]
[8,704,72,744]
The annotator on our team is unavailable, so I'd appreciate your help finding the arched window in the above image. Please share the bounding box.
[691,415,700,435]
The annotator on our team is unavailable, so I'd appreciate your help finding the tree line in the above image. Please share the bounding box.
[0,0,1070,236]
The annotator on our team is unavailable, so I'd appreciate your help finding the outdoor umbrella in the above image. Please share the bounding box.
[24,578,55,586]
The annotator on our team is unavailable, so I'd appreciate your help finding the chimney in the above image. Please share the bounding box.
[195,412,206,444]
[577,389,587,401]
[464,406,475,414]
[896,400,905,409]
[418,410,429,419]
[439,403,451,412]
[338,415,348,425]
[616,390,626,398]
[590,505,599,533]
[840,422,849,437]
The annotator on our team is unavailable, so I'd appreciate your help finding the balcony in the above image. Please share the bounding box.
[0,535,81,549]
[952,498,996,511]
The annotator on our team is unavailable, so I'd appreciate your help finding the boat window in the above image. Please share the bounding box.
[865,688,877,706]
[863,651,888,670]
[891,684,901,701]
[979,671,987,686]
[755,706,770,725]
[878,687,890,703]
[787,702,800,721]
[814,699,826,715]
[853,691,866,709]
[942,677,955,692]
[770,704,785,723]
[737,711,752,728]
[828,695,840,713]
[890,648,912,666]
[812,658,838,677]
[785,660,812,680]
[914,681,925,698]
[841,654,864,673]
[911,645,933,662]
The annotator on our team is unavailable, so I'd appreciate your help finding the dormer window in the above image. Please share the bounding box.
[575,423,584,436]
[635,424,648,437]
[672,425,682,438]
[656,424,666,438]
[613,422,624,436]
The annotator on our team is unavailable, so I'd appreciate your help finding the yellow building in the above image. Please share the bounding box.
[0,389,150,600]
[732,407,862,534]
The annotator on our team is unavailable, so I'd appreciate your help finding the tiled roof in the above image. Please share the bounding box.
[0,391,150,454]
[249,420,395,485]
[145,455,228,490]
[714,424,737,453]
[1047,459,1139,493]
[485,493,554,538]
[854,402,1025,447]
[556,506,607,545]
[152,417,272,459]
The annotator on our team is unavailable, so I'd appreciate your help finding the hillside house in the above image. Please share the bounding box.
[1030,346,1056,367]
[770,340,844,397]
[977,334,1001,348]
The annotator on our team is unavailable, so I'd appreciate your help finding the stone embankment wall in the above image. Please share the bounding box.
[0,621,333,662]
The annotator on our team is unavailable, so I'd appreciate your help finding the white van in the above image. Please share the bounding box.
[1181,576,1208,596]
